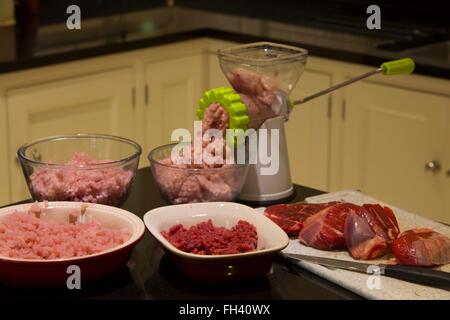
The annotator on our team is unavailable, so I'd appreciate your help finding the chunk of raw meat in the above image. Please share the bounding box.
[201,102,229,134]
[392,228,450,266]
[344,204,400,260]
[239,94,277,129]
[264,202,338,236]
[226,68,277,107]
[299,203,361,250]
[226,68,279,129]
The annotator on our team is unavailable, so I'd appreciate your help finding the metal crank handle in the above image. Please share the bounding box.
[292,58,415,106]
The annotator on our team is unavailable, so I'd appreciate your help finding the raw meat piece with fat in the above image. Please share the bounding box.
[392,228,450,266]
[264,202,338,236]
[299,203,361,250]
[345,204,400,260]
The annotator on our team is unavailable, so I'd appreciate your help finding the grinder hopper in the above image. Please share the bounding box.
[218,42,308,204]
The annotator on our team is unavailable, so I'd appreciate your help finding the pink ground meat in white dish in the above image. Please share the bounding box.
[29,152,133,205]
[0,203,130,260]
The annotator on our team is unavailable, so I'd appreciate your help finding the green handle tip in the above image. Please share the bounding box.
[381,58,415,76]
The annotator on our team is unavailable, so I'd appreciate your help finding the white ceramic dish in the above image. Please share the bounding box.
[0,201,145,288]
[144,202,289,281]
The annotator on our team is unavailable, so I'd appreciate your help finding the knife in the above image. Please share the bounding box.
[283,253,450,290]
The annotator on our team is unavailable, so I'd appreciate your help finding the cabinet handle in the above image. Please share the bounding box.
[424,160,441,174]
[131,88,136,109]
[341,99,346,121]
[144,84,149,107]
[327,95,332,118]
[447,169,450,177]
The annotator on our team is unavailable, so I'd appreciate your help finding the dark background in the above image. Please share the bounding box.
[15,0,450,29]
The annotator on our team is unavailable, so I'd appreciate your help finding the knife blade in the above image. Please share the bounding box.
[283,253,450,290]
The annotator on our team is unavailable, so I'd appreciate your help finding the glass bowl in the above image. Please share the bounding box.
[148,143,249,204]
[17,134,142,207]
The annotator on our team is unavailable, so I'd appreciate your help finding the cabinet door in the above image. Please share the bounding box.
[208,53,229,88]
[341,81,449,223]
[0,99,9,206]
[445,125,450,223]
[286,70,331,191]
[7,68,135,202]
[144,55,205,150]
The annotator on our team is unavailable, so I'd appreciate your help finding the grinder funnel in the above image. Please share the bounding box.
[218,42,308,96]
[218,42,308,128]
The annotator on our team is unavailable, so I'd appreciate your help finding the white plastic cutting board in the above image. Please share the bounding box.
[258,190,450,300]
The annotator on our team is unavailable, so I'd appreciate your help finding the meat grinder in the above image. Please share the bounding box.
[198,41,414,205]
[218,42,308,204]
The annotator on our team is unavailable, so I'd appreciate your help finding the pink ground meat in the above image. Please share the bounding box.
[29,152,133,205]
[0,203,130,260]
[153,103,243,203]
[153,158,242,204]
[201,102,229,134]
[161,219,257,255]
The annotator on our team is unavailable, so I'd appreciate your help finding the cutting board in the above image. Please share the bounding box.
[258,190,450,300]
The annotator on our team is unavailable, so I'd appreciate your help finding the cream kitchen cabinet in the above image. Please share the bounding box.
[286,70,331,191]
[144,54,206,151]
[446,133,450,224]
[7,68,135,202]
[0,99,9,205]
[338,80,450,223]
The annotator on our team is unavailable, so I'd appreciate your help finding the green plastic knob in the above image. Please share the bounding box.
[197,87,249,146]
[198,87,249,131]
[380,58,415,75]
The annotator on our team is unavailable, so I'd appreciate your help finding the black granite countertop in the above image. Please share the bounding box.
[0,2,449,79]
[0,167,362,300]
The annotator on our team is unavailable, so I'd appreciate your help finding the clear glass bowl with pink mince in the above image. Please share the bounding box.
[148,143,249,204]
[18,134,142,207]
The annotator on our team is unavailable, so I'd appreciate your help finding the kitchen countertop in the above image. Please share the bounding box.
[0,167,362,300]
[0,4,448,79]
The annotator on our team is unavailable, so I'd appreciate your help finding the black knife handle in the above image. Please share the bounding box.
[384,265,450,290]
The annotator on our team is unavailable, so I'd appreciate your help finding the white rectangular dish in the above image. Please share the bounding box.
[144,202,289,282]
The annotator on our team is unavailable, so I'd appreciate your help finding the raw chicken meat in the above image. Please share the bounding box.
[299,203,361,250]
[0,203,130,260]
[227,68,278,129]
[152,157,243,204]
[30,152,134,205]
[201,102,229,134]
[344,204,400,260]
[152,103,241,204]
[226,68,277,107]
[264,202,338,236]
[392,228,450,266]
[239,94,277,129]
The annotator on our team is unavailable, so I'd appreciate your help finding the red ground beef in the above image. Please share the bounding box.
[161,219,257,255]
